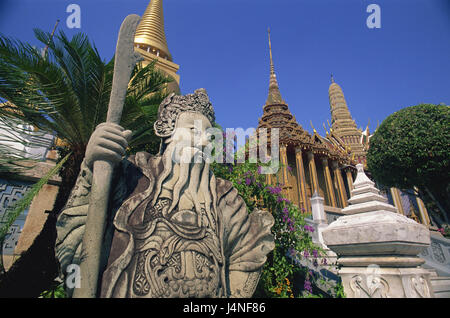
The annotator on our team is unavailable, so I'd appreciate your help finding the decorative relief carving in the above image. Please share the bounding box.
[242,271,261,297]
[349,274,390,298]
[403,275,431,298]
[410,276,431,298]
[130,197,222,298]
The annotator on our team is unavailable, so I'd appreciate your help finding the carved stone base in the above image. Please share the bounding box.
[339,266,435,298]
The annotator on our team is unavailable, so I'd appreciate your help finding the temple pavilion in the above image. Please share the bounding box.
[258,29,431,227]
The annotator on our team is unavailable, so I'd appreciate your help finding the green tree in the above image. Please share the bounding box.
[367,103,450,226]
[0,29,172,296]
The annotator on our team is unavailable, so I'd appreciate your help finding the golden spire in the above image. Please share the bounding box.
[266,28,285,105]
[134,0,172,61]
[268,27,275,76]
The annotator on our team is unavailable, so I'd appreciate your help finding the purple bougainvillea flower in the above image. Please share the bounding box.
[304,280,312,293]
[270,187,282,194]
[312,249,318,258]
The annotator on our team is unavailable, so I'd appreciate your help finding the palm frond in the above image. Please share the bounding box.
[1,30,170,159]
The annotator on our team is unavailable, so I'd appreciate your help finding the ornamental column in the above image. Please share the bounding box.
[332,161,348,208]
[390,187,405,215]
[345,169,354,192]
[280,145,291,200]
[266,173,272,186]
[295,147,308,213]
[414,187,431,227]
[321,157,337,207]
[306,151,319,195]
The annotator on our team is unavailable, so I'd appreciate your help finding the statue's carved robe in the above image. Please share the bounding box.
[56,152,274,298]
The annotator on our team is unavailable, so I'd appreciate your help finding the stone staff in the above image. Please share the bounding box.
[73,14,143,298]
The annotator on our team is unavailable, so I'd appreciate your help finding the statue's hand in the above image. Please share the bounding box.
[85,123,132,169]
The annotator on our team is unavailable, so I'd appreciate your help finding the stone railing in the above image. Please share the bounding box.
[324,206,345,224]
[420,232,450,277]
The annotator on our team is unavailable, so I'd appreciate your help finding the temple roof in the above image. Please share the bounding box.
[255,39,354,165]
[134,0,172,61]
[257,29,312,147]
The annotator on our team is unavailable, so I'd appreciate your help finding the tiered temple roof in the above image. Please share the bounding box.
[256,30,352,165]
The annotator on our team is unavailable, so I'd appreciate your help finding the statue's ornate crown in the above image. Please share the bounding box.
[154,88,216,138]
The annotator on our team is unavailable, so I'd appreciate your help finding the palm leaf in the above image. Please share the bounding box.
[1,31,172,157]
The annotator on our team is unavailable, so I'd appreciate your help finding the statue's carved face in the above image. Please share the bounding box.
[154,89,215,139]
[155,110,216,217]
[168,111,213,164]
[173,112,212,148]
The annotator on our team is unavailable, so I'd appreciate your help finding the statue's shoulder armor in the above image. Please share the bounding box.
[214,177,234,200]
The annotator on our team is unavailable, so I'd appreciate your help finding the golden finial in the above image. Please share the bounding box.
[323,123,329,135]
[365,118,370,137]
[310,120,317,134]
[331,73,335,83]
[135,0,172,61]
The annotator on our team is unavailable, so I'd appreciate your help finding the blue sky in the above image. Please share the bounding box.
[1,0,449,135]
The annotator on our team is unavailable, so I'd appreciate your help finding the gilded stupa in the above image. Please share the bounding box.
[134,0,180,93]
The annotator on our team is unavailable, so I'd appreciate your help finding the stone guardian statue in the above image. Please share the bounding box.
[55,89,275,298]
